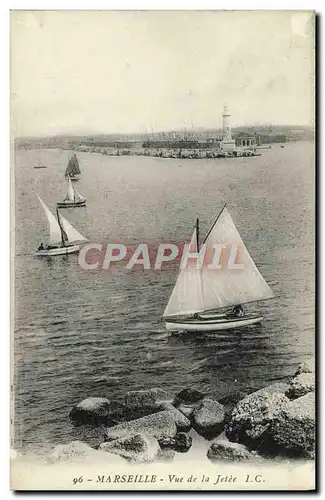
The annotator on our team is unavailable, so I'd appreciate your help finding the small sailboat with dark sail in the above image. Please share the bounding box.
[34,160,47,169]
[65,153,81,181]
[163,205,274,332]
[57,177,86,208]
[35,193,88,256]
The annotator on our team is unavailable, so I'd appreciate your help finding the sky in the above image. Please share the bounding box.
[11,10,315,137]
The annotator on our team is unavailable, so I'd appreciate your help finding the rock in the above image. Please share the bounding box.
[69,397,111,426]
[103,389,175,425]
[160,405,191,432]
[268,392,315,459]
[294,359,315,377]
[47,440,125,464]
[218,391,249,412]
[104,410,178,441]
[71,423,108,449]
[174,388,206,421]
[174,388,205,406]
[124,388,174,407]
[225,383,289,447]
[286,373,315,400]
[192,398,225,439]
[159,433,192,453]
[207,439,259,462]
[177,403,195,419]
[104,399,157,426]
[99,434,159,462]
[218,392,251,424]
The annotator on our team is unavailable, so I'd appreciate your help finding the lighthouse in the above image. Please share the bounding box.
[220,105,236,152]
[222,105,232,140]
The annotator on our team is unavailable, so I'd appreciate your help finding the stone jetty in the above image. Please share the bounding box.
[76,145,260,159]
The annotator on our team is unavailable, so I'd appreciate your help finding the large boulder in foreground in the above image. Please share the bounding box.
[294,359,315,377]
[268,392,315,459]
[104,410,180,441]
[207,439,259,462]
[47,441,125,464]
[192,398,225,439]
[159,433,192,453]
[69,398,111,426]
[286,373,315,400]
[99,434,159,462]
[225,383,289,447]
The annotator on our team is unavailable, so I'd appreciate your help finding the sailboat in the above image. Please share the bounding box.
[163,204,274,332]
[57,177,86,208]
[34,160,47,169]
[35,193,88,256]
[65,153,81,181]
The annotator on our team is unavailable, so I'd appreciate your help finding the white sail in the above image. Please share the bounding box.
[163,226,205,317]
[74,189,86,202]
[58,212,88,243]
[65,177,75,202]
[201,206,274,310]
[36,193,62,245]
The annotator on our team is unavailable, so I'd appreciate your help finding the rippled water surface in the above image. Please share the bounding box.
[13,142,315,453]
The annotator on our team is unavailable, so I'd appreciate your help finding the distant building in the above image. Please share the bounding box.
[235,136,257,149]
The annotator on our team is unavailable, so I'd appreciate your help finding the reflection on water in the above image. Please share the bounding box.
[13,142,314,453]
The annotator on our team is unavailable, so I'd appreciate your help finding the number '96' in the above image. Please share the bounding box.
[73,476,83,485]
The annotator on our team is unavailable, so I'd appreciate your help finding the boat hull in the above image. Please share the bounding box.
[57,200,86,208]
[165,314,263,332]
[65,176,79,182]
[35,244,80,256]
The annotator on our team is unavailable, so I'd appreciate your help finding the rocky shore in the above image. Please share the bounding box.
[46,360,315,465]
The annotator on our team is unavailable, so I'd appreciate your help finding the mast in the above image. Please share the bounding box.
[56,208,67,247]
[203,203,227,244]
[196,217,200,250]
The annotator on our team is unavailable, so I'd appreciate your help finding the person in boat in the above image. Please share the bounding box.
[38,242,44,251]
[232,304,244,317]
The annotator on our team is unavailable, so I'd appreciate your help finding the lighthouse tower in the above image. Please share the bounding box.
[222,105,232,140]
[220,105,235,152]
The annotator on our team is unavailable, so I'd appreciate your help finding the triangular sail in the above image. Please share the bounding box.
[163,226,205,317]
[57,212,88,243]
[35,193,63,245]
[201,206,274,311]
[73,155,81,174]
[74,189,86,202]
[65,154,81,176]
[65,177,75,201]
